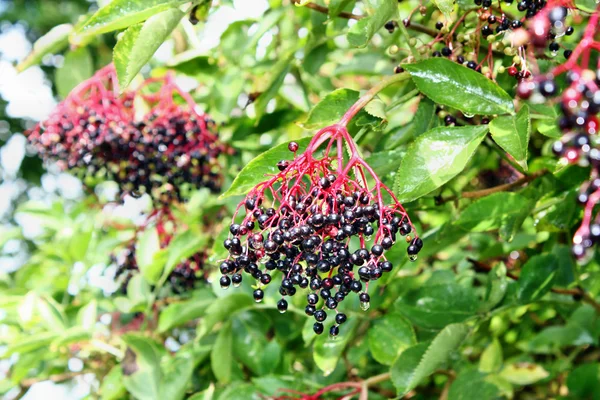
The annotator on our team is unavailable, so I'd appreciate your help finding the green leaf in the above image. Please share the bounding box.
[480,263,508,312]
[479,339,503,373]
[55,47,94,99]
[518,253,559,303]
[37,296,67,331]
[329,0,355,16]
[391,323,470,395]
[5,332,58,356]
[490,106,531,171]
[211,321,234,384]
[220,137,312,198]
[136,227,162,284]
[73,0,188,41]
[432,0,454,20]
[394,125,489,202]
[347,0,398,47]
[412,97,439,138]
[567,363,600,398]
[17,24,72,72]
[302,88,359,129]
[448,369,500,400]
[160,353,194,400]
[121,334,162,400]
[368,312,416,365]
[455,192,531,232]
[364,98,387,120]
[158,290,215,332]
[575,0,598,12]
[114,8,184,91]
[403,58,515,115]
[314,318,358,375]
[163,230,207,278]
[395,282,479,329]
[197,293,254,337]
[231,311,279,375]
[500,363,549,385]
[254,52,294,122]
[101,366,126,400]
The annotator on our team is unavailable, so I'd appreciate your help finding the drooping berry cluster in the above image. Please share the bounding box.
[519,3,600,258]
[113,209,208,293]
[220,123,421,337]
[27,65,226,206]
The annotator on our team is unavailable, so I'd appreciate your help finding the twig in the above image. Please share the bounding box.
[292,0,361,20]
[291,0,438,36]
[467,258,600,314]
[19,371,91,389]
[438,170,548,204]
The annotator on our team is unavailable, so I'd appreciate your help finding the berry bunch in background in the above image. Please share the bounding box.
[28,65,226,206]
[390,0,577,84]
[220,116,421,337]
[113,209,208,293]
[517,2,599,258]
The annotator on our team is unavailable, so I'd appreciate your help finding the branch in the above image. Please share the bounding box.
[467,258,600,314]
[291,0,438,36]
[20,371,91,389]
[438,170,549,205]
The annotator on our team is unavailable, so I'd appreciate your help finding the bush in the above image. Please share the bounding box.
[1,0,600,399]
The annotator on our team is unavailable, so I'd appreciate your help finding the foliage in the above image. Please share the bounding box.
[1,0,600,399]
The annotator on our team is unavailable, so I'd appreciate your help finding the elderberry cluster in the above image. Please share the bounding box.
[27,65,226,206]
[220,143,421,337]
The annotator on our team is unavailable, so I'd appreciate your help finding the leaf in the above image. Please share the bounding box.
[231,311,279,375]
[395,282,479,329]
[197,293,254,337]
[575,0,598,12]
[121,334,162,400]
[158,290,215,332]
[480,263,508,312]
[567,363,600,398]
[160,353,194,400]
[220,137,312,198]
[517,253,559,304]
[394,125,489,202]
[403,58,515,115]
[412,97,439,138]
[432,0,454,20]
[254,52,294,122]
[73,0,188,41]
[163,230,207,278]
[329,0,355,16]
[302,88,359,129]
[347,0,398,47]
[101,365,126,400]
[490,106,531,171]
[114,8,184,91]
[17,24,72,72]
[77,300,98,330]
[368,312,416,365]
[391,323,470,395]
[55,47,94,99]
[448,369,500,400]
[314,318,358,375]
[455,192,531,232]
[364,98,387,120]
[479,339,503,373]
[136,227,162,284]
[211,321,233,384]
[500,363,549,385]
